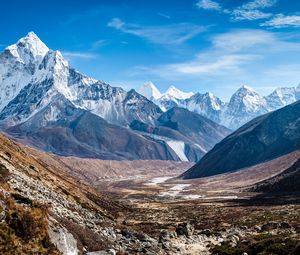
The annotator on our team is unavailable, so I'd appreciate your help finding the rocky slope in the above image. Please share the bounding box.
[5,95,180,160]
[130,107,231,161]
[157,107,230,152]
[0,132,196,254]
[182,100,300,179]
[253,157,300,193]
[0,133,124,254]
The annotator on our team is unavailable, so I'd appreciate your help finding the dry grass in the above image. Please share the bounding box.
[0,194,61,255]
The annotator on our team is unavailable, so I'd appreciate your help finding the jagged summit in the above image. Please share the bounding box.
[137,81,162,100]
[164,85,194,100]
[0,32,162,127]
[5,31,49,62]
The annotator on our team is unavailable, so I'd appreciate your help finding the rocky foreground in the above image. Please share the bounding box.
[0,133,300,254]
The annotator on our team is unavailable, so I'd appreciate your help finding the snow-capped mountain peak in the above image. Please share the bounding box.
[266,87,297,110]
[229,85,266,111]
[164,85,194,100]
[137,82,162,100]
[5,32,49,63]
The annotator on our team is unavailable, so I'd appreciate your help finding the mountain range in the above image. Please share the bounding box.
[0,32,229,161]
[182,100,300,179]
[138,82,300,129]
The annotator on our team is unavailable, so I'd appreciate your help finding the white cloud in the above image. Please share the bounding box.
[91,40,107,50]
[261,14,300,28]
[107,18,124,29]
[196,0,277,21]
[231,9,272,21]
[107,18,206,45]
[240,0,277,10]
[130,29,300,79]
[196,0,222,11]
[211,29,275,51]
[157,12,171,19]
[167,54,255,75]
[231,0,277,21]
[62,51,97,60]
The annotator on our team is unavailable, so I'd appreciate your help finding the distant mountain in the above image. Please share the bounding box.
[221,85,269,129]
[157,107,230,152]
[137,81,162,100]
[137,83,193,111]
[130,107,231,161]
[137,83,300,129]
[266,87,298,111]
[0,32,229,162]
[253,157,300,193]
[185,92,225,124]
[0,32,162,128]
[182,100,300,179]
[6,95,179,160]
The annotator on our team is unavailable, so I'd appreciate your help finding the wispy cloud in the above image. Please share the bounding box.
[107,18,206,45]
[231,0,277,21]
[90,39,107,50]
[130,29,300,79]
[211,30,275,51]
[157,12,171,19]
[197,0,277,21]
[240,0,277,10]
[231,9,272,21]
[62,51,97,60]
[164,54,255,75]
[196,0,222,11]
[261,14,300,28]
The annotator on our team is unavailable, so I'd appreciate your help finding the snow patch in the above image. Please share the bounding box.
[145,176,173,185]
[166,140,188,161]
[159,184,191,197]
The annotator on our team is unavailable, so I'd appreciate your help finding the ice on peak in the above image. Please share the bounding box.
[164,85,194,100]
[204,92,215,98]
[5,31,49,62]
[137,82,162,100]
[239,85,255,92]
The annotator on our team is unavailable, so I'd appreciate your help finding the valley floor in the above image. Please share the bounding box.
[86,152,300,254]
[1,135,299,254]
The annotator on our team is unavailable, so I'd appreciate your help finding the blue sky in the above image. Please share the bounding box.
[0,0,299,100]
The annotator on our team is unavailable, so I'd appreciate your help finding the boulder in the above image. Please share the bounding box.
[176,223,194,237]
[261,222,280,231]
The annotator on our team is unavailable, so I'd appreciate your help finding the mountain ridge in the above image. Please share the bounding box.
[138,82,300,129]
[0,32,229,162]
[182,100,300,179]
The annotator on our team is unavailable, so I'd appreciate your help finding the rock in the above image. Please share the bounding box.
[199,229,212,236]
[0,210,5,222]
[159,230,177,242]
[254,225,261,232]
[261,222,280,231]
[48,222,79,255]
[229,235,239,247]
[86,249,116,255]
[242,253,248,255]
[121,229,134,238]
[228,228,243,237]
[135,232,151,242]
[176,223,194,237]
[122,219,129,225]
[161,241,171,250]
[279,222,291,229]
